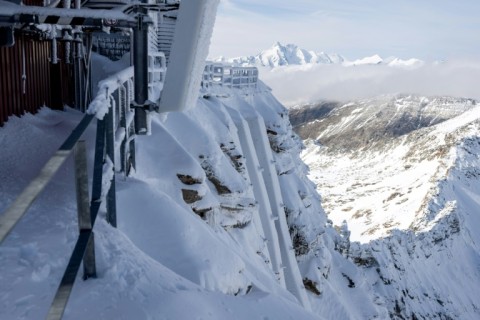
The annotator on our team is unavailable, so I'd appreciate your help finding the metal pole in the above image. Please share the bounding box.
[119,89,127,174]
[105,105,117,227]
[74,141,96,279]
[133,11,149,134]
[83,32,93,111]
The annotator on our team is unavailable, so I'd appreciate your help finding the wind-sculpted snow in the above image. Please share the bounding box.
[2,84,479,318]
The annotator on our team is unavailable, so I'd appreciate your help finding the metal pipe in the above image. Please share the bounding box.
[74,141,96,279]
[105,105,117,227]
[132,11,149,134]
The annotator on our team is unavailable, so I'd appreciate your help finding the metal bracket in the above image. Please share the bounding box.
[131,100,159,113]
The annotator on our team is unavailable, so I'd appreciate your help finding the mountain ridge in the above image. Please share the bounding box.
[215,42,424,68]
[294,94,480,318]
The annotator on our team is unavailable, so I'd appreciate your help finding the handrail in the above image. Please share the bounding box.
[0,114,94,244]
[0,58,254,320]
[201,63,259,90]
[1,60,251,236]
[45,64,144,318]
[0,62,140,319]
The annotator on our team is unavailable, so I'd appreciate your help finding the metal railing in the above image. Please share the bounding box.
[0,58,252,320]
[0,61,142,319]
[88,66,137,178]
[201,63,259,90]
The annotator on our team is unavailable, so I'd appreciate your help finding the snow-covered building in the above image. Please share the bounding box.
[0,0,181,126]
[0,0,76,126]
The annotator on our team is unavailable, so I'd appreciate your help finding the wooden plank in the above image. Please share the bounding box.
[39,41,47,108]
[18,35,25,114]
[44,41,51,107]
[25,39,33,113]
[9,42,16,116]
[0,46,6,126]
[28,39,34,114]
[36,40,43,110]
[12,37,21,117]
[32,41,40,111]
[50,45,63,110]
[30,39,36,113]
[5,45,13,117]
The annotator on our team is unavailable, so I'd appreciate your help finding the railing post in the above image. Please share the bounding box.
[119,87,127,174]
[74,140,96,279]
[105,106,117,227]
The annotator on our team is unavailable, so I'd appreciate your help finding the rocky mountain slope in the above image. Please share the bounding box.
[292,94,480,319]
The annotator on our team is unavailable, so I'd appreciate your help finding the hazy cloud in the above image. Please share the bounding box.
[259,60,480,106]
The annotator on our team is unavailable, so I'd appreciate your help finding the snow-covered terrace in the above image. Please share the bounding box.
[0,0,264,317]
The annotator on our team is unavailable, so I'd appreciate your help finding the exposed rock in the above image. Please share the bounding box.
[177,174,203,185]
[181,189,202,204]
[303,278,321,296]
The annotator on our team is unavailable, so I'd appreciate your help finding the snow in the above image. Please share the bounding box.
[215,42,480,106]
[344,54,383,66]
[2,20,480,319]
[2,72,480,319]
[217,42,424,69]
[387,57,424,68]
[223,42,345,68]
[297,94,480,319]
[87,66,134,120]
[0,101,323,320]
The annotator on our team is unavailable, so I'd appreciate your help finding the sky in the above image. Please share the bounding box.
[210,0,480,61]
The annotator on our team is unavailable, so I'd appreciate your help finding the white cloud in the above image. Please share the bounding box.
[259,60,480,106]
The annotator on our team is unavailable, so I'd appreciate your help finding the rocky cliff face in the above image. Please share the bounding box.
[293,94,480,319]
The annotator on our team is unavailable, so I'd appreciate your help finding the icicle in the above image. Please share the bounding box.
[51,27,58,65]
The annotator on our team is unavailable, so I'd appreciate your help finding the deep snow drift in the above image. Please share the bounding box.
[0,88,322,319]
[1,77,479,319]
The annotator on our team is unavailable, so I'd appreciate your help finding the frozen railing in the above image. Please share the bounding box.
[148,52,167,101]
[87,52,166,174]
[201,63,259,90]
[87,66,136,177]
[0,56,259,320]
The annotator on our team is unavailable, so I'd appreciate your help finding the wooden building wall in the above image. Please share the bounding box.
[0,32,74,127]
[22,0,44,6]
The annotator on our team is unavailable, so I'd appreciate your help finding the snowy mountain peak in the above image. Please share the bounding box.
[258,42,317,67]
[220,42,423,69]
[223,42,346,68]
[344,54,383,66]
